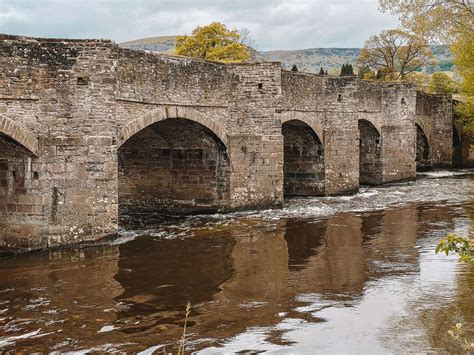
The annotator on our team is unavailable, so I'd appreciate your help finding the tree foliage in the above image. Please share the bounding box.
[379,0,474,132]
[436,233,474,262]
[356,29,435,81]
[291,64,299,72]
[378,0,473,43]
[428,72,456,93]
[340,64,355,76]
[174,22,250,63]
[319,67,326,75]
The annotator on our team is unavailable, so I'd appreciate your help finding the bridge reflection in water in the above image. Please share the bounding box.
[0,190,471,352]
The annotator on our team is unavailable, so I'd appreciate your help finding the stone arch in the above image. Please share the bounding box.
[358,119,382,185]
[0,114,39,156]
[117,105,228,148]
[415,123,430,170]
[118,113,230,215]
[282,118,325,196]
[281,111,324,143]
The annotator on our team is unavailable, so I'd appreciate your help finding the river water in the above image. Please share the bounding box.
[0,171,473,353]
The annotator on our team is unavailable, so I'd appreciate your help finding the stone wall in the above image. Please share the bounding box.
[281,72,417,191]
[416,91,453,169]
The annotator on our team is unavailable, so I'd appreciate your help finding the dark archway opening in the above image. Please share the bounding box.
[118,118,230,215]
[282,120,325,196]
[0,132,39,249]
[415,124,431,171]
[452,124,462,168]
[358,120,382,185]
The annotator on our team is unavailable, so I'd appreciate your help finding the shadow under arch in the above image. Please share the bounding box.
[452,124,462,168]
[358,119,382,185]
[118,112,230,216]
[282,118,325,196]
[415,123,431,171]
[0,116,41,249]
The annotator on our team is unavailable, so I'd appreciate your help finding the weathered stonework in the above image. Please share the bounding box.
[416,91,453,169]
[0,34,455,252]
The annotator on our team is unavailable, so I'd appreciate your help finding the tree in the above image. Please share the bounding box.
[291,65,299,72]
[319,67,325,75]
[428,72,456,93]
[379,0,474,132]
[174,22,250,63]
[340,64,347,76]
[356,29,435,81]
[348,64,354,75]
[378,0,473,43]
[452,33,474,132]
[358,66,373,79]
[237,27,255,48]
[403,72,430,91]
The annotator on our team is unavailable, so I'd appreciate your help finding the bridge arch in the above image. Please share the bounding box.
[415,123,431,170]
[117,105,228,148]
[0,114,39,156]
[358,119,382,185]
[118,108,230,215]
[282,118,325,196]
[281,111,324,144]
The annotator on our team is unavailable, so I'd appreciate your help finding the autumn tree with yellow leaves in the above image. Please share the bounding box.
[174,22,250,63]
[378,0,474,132]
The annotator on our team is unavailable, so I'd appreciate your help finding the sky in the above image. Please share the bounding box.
[0,0,400,50]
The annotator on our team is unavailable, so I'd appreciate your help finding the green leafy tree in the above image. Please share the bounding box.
[428,72,456,94]
[174,22,250,63]
[291,64,298,72]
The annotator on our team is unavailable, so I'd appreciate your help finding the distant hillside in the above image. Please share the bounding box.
[120,36,453,74]
[121,35,178,53]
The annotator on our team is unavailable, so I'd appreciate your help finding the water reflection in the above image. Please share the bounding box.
[0,175,472,353]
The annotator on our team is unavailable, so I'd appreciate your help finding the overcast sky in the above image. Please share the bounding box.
[0,0,400,50]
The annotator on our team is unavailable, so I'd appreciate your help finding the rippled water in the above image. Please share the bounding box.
[0,171,473,353]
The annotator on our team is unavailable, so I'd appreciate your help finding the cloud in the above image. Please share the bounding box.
[0,0,400,49]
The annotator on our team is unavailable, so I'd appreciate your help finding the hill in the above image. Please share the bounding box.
[120,36,453,74]
[121,35,178,53]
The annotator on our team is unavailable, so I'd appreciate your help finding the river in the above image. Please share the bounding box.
[0,171,473,353]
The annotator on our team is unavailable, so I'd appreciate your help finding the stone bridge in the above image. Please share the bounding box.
[0,35,455,251]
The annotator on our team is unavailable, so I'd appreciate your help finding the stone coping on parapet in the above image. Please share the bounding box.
[0,33,113,44]
[1,33,282,68]
[282,69,417,89]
